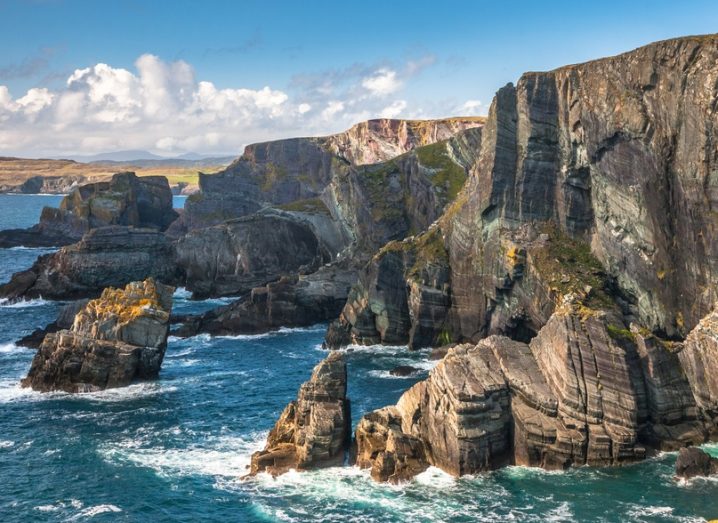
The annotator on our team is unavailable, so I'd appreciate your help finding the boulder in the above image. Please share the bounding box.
[675,447,718,480]
[21,279,174,393]
[249,352,350,475]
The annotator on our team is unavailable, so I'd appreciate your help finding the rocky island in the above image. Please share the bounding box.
[21,278,174,393]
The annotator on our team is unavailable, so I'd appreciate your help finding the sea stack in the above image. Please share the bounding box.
[249,351,351,475]
[21,278,174,393]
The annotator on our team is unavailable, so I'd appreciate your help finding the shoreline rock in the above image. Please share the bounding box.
[21,279,174,393]
[249,352,351,475]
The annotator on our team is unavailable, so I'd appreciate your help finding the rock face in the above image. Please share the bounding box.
[0,227,182,301]
[675,447,718,480]
[677,307,718,431]
[176,213,329,298]
[171,118,483,234]
[21,279,173,393]
[356,301,718,481]
[176,264,356,337]
[329,36,718,351]
[250,352,350,475]
[175,126,481,333]
[0,172,178,248]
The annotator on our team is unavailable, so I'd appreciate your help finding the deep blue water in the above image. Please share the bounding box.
[0,195,717,522]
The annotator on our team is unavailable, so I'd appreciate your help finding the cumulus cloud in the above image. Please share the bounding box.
[0,53,449,157]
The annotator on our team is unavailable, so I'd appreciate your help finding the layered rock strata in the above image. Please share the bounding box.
[0,172,177,248]
[356,302,718,482]
[21,279,173,392]
[0,227,181,301]
[249,352,350,475]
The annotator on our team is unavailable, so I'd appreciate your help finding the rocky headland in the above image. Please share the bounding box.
[1,34,718,484]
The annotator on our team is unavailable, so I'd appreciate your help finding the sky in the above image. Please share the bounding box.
[0,0,717,158]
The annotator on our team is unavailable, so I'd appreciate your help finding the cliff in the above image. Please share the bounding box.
[329,35,718,349]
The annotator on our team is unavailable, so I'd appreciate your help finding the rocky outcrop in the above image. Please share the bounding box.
[0,227,182,301]
[21,279,173,393]
[17,299,89,348]
[176,213,330,298]
[176,263,355,336]
[322,117,485,166]
[177,127,481,333]
[356,301,718,482]
[677,307,718,430]
[674,447,718,480]
[0,172,178,248]
[250,352,350,475]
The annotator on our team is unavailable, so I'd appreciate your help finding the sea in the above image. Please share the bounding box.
[0,194,716,522]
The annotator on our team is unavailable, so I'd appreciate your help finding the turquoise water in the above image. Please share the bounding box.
[0,195,716,522]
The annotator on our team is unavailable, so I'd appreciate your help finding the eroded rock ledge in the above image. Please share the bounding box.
[249,352,350,475]
[21,278,174,393]
[355,303,718,482]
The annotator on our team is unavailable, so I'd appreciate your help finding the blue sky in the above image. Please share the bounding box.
[0,0,716,157]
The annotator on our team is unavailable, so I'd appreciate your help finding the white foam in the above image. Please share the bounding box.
[172,287,192,299]
[216,324,326,341]
[0,380,176,404]
[341,343,409,354]
[0,297,50,308]
[99,433,266,479]
[368,369,418,379]
[413,466,456,487]
[69,504,122,520]
[0,440,14,448]
[0,342,23,353]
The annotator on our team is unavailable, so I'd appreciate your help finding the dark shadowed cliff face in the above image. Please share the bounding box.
[329,35,718,348]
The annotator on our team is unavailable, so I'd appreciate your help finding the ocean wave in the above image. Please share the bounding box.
[172,287,193,299]
[367,369,419,379]
[98,433,266,479]
[0,297,51,308]
[0,342,24,353]
[340,343,410,354]
[0,380,176,404]
[8,246,56,252]
[217,324,326,341]
[68,504,122,520]
[0,440,14,448]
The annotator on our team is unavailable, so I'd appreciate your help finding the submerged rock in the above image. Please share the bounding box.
[249,352,350,475]
[21,279,173,393]
[675,447,718,480]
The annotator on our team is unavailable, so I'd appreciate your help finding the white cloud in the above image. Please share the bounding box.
[361,68,401,97]
[459,99,483,115]
[0,53,444,157]
[379,100,407,118]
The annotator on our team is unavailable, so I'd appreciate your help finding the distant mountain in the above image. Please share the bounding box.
[61,150,167,162]
[52,150,236,167]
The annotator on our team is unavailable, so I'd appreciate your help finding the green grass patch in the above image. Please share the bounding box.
[416,141,467,201]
